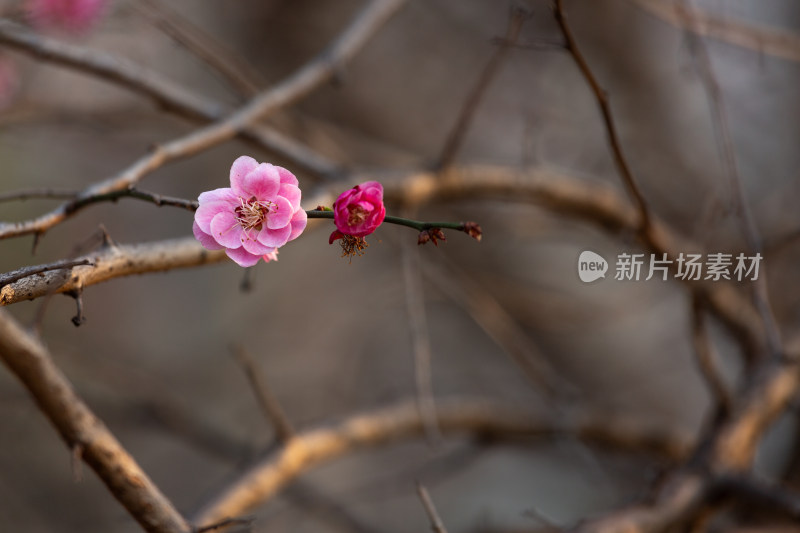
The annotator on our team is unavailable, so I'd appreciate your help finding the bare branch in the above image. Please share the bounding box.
[231,343,295,443]
[690,295,732,415]
[675,0,782,360]
[0,18,338,177]
[0,309,191,533]
[191,397,688,526]
[436,6,529,170]
[416,483,449,533]
[0,0,407,240]
[133,0,262,97]
[0,237,226,306]
[628,0,800,63]
[553,0,651,233]
[0,187,77,203]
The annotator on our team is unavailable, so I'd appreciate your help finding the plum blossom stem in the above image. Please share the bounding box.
[306,210,469,233]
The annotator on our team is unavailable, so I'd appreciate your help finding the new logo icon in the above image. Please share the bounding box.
[578,250,608,283]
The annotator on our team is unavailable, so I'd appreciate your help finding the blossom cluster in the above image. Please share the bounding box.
[193,157,388,267]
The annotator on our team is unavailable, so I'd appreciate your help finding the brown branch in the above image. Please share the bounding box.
[0,309,191,533]
[436,5,529,170]
[0,237,226,306]
[191,397,689,526]
[417,483,449,533]
[0,0,407,241]
[628,0,800,63]
[133,0,262,97]
[691,295,732,415]
[0,187,78,202]
[0,258,92,288]
[553,0,651,233]
[572,347,800,532]
[675,0,782,360]
[231,343,295,443]
[0,18,338,178]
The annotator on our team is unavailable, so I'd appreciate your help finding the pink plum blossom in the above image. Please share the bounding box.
[193,156,307,267]
[328,181,386,244]
[25,0,108,34]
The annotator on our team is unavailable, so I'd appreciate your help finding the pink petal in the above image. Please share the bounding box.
[241,234,274,255]
[264,250,279,262]
[210,211,245,249]
[193,221,224,250]
[230,156,258,197]
[198,187,237,204]
[266,196,293,229]
[289,209,307,241]
[256,224,292,248]
[276,166,299,187]
[195,200,233,234]
[278,183,302,211]
[226,246,261,267]
[242,163,280,200]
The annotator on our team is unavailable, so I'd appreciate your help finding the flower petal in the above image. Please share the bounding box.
[278,183,302,211]
[226,246,261,267]
[230,156,258,196]
[198,187,237,204]
[256,224,292,248]
[266,196,293,229]
[209,211,244,249]
[329,230,344,244]
[193,221,224,250]
[242,163,280,200]
[289,208,307,241]
[241,234,274,255]
[195,200,233,234]
[276,166,298,187]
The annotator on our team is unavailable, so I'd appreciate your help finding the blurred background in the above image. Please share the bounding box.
[0,0,799,531]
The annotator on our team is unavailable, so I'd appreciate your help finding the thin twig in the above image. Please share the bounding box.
[690,295,732,415]
[0,187,78,202]
[400,222,442,444]
[195,516,254,533]
[416,483,449,533]
[436,5,529,170]
[230,343,295,443]
[133,0,262,97]
[0,258,92,288]
[0,309,192,533]
[553,0,651,233]
[421,252,572,401]
[676,0,782,360]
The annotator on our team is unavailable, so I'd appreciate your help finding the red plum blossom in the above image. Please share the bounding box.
[193,156,307,267]
[329,181,386,244]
